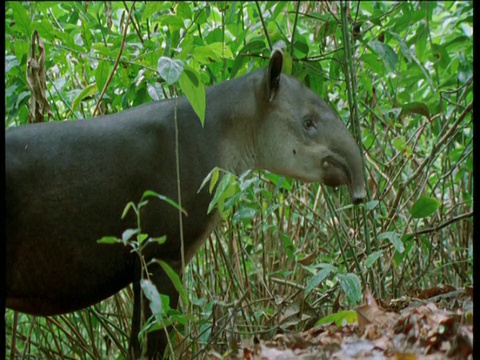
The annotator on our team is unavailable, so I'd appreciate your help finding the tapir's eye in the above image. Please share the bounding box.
[303,118,316,131]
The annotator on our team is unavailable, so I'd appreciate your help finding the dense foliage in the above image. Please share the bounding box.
[5,1,473,359]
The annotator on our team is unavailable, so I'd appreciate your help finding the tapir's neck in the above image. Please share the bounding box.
[206,70,265,176]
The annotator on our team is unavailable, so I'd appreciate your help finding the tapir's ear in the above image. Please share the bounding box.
[266,49,283,102]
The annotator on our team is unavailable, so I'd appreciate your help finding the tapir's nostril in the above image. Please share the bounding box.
[352,196,365,205]
[351,188,367,205]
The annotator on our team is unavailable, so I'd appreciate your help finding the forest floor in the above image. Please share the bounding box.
[215,286,473,360]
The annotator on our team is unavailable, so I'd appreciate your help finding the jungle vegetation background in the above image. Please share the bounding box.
[5,1,473,359]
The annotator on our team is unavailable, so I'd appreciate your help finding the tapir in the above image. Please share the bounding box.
[6,50,366,359]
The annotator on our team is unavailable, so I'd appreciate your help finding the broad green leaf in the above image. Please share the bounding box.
[137,233,149,245]
[230,40,267,77]
[294,38,309,57]
[192,45,219,64]
[361,53,385,75]
[389,31,412,62]
[368,41,398,73]
[95,61,111,92]
[207,42,234,59]
[430,43,451,69]
[392,137,407,152]
[413,23,427,59]
[10,2,32,36]
[142,3,165,22]
[378,231,404,253]
[338,273,362,306]
[238,39,267,54]
[179,65,206,126]
[400,102,430,120]
[305,266,335,296]
[365,200,379,211]
[157,260,189,306]
[122,228,139,245]
[159,14,185,31]
[157,57,184,85]
[71,83,98,110]
[411,196,441,218]
[316,310,358,326]
[175,2,192,19]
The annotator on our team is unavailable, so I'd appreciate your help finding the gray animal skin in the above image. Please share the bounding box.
[6,50,366,359]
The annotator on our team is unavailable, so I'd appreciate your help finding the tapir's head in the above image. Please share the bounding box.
[255,50,366,204]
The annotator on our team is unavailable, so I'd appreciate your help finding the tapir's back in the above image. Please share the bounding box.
[5,97,219,315]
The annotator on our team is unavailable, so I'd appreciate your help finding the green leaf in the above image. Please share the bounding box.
[293,37,309,57]
[368,41,398,73]
[338,273,362,306]
[365,200,379,211]
[315,310,358,326]
[10,2,32,36]
[198,167,219,194]
[430,43,451,69]
[157,260,189,306]
[361,53,385,76]
[142,3,165,22]
[142,190,188,216]
[137,233,149,245]
[122,228,139,245]
[209,168,220,194]
[97,236,120,244]
[157,57,184,85]
[207,172,239,216]
[305,265,336,296]
[392,137,407,152]
[95,61,111,92]
[71,83,98,110]
[400,102,430,120]
[179,65,206,126]
[140,279,164,318]
[190,42,234,64]
[175,2,192,19]
[378,231,404,253]
[159,14,185,31]
[150,236,167,245]
[411,196,441,218]
[393,234,414,266]
[365,250,384,268]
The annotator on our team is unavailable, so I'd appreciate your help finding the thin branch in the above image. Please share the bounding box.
[255,1,272,50]
[412,211,473,236]
[93,1,136,117]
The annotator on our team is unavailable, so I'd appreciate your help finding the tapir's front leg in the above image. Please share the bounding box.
[128,261,181,360]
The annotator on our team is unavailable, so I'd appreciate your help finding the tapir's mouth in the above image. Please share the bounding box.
[322,155,366,204]
[322,156,350,188]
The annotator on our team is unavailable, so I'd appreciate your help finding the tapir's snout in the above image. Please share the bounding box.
[321,148,366,205]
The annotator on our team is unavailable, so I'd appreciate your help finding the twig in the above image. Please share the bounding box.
[255,1,272,50]
[412,211,473,236]
[122,1,143,45]
[93,1,136,116]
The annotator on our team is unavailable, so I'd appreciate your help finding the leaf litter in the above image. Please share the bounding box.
[214,286,472,360]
